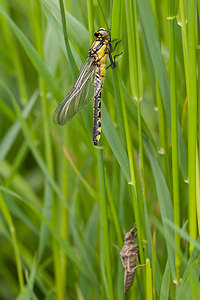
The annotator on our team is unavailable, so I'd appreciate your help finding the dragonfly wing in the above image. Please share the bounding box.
[54,56,96,125]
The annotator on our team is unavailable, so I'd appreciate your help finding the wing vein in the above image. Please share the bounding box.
[54,56,96,124]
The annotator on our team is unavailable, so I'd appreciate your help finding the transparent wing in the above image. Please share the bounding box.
[54,56,96,125]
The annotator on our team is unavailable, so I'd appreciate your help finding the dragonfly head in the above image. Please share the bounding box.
[94,28,110,41]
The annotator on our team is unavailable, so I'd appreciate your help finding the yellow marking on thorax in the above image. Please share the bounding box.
[90,41,108,65]
[98,53,107,65]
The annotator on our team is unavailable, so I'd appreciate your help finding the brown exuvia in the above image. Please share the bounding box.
[120,225,144,293]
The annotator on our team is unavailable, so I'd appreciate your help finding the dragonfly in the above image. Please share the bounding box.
[53,28,121,146]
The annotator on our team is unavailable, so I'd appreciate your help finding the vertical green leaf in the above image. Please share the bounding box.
[188,0,197,253]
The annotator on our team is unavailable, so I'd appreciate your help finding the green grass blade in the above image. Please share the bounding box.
[98,149,113,300]
[159,260,170,300]
[145,141,176,280]
[0,192,24,296]
[102,103,131,182]
[146,258,153,300]
[59,0,78,79]
[187,0,197,254]
[168,16,180,281]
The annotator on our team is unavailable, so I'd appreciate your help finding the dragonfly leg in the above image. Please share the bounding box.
[107,51,123,69]
[110,40,122,53]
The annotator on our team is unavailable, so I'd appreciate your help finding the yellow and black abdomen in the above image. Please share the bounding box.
[93,64,106,145]
[89,40,108,146]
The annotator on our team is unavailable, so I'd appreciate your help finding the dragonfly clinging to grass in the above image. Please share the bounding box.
[54,28,121,146]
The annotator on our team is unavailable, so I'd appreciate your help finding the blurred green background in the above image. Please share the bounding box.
[0,0,200,299]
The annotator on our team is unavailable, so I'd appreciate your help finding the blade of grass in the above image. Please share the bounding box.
[145,140,176,280]
[105,173,123,247]
[146,258,153,300]
[102,103,131,182]
[80,204,99,297]
[196,149,200,233]
[59,0,78,79]
[62,145,96,199]
[149,2,171,189]
[115,69,145,264]
[187,0,197,254]
[168,14,180,281]
[197,1,200,235]
[152,230,158,297]
[0,192,24,296]
[87,0,94,43]
[97,149,113,300]
[125,0,150,262]
[179,0,189,93]
[111,0,122,40]
[38,181,52,262]
[159,260,170,300]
